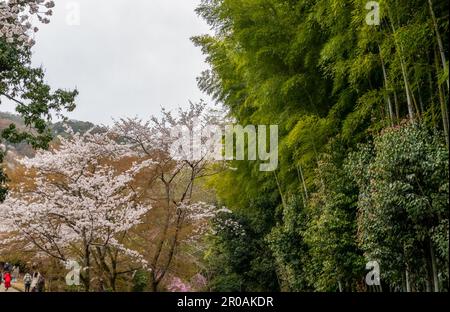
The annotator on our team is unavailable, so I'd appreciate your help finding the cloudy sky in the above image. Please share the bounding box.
[3,0,213,125]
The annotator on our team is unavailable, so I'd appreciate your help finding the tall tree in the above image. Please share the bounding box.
[1,0,78,200]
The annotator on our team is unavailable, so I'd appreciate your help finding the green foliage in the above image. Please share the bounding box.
[132,270,149,292]
[195,0,449,292]
[206,206,280,292]
[0,38,77,201]
[346,123,449,291]
[0,40,78,149]
[305,150,365,292]
[266,196,312,291]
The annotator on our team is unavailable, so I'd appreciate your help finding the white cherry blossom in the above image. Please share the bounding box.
[0,129,152,273]
[0,0,55,46]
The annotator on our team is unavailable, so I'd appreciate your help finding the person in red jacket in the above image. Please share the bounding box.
[3,272,11,291]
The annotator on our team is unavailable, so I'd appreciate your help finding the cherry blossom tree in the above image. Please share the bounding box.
[0,129,152,291]
[167,276,192,292]
[0,0,55,47]
[114,102,228,291]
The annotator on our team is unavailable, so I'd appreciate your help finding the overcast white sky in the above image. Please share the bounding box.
[2,0,213,125]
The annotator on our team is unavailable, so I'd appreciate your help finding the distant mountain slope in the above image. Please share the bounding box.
[0,111,98,157]
[0,112,35,157]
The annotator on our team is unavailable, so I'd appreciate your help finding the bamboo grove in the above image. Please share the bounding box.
[193,0,449,292]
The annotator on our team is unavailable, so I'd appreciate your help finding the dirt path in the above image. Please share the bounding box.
[0,284,19,292]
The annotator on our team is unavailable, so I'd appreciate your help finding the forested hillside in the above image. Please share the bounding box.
[193,0,449,292]
[0,112,96,156]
